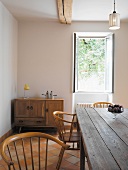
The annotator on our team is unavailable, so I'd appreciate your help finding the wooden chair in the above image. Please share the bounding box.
[1,132,69,170]
[53,111,81,150]
[92,101,113,108]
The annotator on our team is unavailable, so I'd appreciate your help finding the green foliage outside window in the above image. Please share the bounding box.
[78,38,105,84]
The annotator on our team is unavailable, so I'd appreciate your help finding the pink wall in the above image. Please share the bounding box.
[18,21,128,112]
[0,2,18,137]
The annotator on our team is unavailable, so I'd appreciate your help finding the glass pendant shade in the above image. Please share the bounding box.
[109,12,120,30]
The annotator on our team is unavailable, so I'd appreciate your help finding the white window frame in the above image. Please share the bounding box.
[73,32,114,93]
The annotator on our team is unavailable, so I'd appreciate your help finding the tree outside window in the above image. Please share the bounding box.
[73,32,114,93]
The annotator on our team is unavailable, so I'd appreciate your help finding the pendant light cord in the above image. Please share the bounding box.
[113,0,116,13]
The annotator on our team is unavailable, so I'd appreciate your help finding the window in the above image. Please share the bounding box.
[73,32,114,93]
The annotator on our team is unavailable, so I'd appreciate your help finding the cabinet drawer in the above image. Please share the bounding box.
[15,118,45,126]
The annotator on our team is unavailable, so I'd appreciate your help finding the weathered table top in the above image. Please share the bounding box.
[76,107,128,170]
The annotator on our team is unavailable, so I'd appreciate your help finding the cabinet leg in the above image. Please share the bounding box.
[19,127,22,133]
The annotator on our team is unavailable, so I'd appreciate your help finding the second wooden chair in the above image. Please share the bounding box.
[53,111,81,150]
[92,101,113,108]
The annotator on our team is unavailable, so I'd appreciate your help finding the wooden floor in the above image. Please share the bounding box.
[0,130,89,170]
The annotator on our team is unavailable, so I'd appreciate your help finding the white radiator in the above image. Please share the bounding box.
[77,103,93,108]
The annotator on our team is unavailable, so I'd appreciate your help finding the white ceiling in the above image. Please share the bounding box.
[0,0,128,22]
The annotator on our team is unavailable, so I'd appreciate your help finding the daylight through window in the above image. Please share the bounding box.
[73,32,114,93]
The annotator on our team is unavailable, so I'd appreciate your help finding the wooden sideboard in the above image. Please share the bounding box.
[14,98,64,132]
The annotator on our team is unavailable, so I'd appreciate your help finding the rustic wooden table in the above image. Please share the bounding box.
[76,107,128,170]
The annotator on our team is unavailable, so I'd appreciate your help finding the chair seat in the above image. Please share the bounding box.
[59,131,81,142]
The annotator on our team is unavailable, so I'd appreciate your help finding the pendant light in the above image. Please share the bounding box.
[109,0,120,30]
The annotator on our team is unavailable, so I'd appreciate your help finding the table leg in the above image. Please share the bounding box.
[80,136,85,170]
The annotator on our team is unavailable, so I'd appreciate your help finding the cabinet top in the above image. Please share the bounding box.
[15,97,64,101]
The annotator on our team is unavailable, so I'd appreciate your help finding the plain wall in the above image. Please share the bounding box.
[0,2,18,137]
[1,1,128,138]
[18,21,128,112]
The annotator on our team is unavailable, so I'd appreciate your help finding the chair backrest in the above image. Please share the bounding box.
[92,102,113,108]
[53,111,76,141]
[1,132,69,170]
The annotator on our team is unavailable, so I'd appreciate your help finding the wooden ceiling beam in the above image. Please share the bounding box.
[57,0,72,24]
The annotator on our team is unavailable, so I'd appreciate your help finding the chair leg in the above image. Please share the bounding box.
[8,165,11,170]
[56,147,65,170]
[73,142,75,148]
[77,141,80,149]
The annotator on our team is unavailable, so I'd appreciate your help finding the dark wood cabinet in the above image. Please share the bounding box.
[14,98,64,131]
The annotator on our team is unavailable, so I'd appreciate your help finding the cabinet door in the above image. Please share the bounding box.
[15,100,30,117]
[46,100,63,126]
[36,101,45,118]
[29,100,45,118]
[15,100,45,118]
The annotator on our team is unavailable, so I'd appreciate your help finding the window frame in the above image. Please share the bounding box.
[73,32,114,93]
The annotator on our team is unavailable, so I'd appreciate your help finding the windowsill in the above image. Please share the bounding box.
[74,91,113,94]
